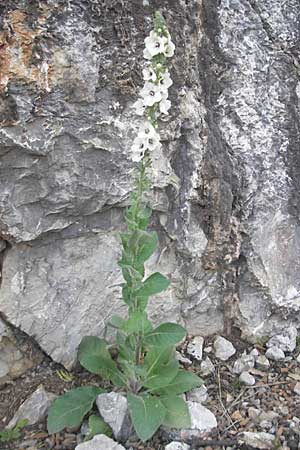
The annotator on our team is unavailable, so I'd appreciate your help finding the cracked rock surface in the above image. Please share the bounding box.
[0,0,300,366]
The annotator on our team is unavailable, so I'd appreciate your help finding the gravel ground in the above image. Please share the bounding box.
[1,330,300,450]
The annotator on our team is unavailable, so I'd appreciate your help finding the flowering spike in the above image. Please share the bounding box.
[130,11,175,163]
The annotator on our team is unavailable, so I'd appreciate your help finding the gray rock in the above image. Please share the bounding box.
[214,336,236,361]
[187,401,217,432]
[296,354,300,363]
[187,336,204,361]
[165,442,190,450]
[233,352,255,374]
[238,432,275,449]
[256,355,270,370]
[293,382,300,395]
[0,319,34,384]
[96,392,131,441]
[239,371,255,386]
[75,435,125,450]
[8,385,56,428]
[265,347,285,361]
[186,385,208,404]
[266,327,298,353]
[200,357,215,376]
[163,402,217,441]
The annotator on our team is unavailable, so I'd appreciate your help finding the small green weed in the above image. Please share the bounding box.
[0,419,28,443]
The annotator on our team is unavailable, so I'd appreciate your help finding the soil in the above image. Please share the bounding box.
[1,330,300,450]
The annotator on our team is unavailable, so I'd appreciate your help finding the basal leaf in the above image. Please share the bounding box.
[86,414,112,440]
[154,370,203,396]
[143,358,179,390]
[137,272,170,298]
[127,393,166,442]
[161,396,191,429]
[78,336,124,385]
[47,387,104,434]
[143,347,179,390]
[143,323,186,347]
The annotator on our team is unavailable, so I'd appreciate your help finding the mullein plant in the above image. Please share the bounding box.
[47,12,202,443]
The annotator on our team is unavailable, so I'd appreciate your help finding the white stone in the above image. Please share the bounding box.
[214,336,236,361]
[200,357,215,376]
[233,352,255,374]
[294,382,300,395]
[266,327,297,353]
[187,401,217,432]
[248,407,260,420]
[96,392,131,441]
[239,432,275,449]
[187,336,204,361]
[8,385,56,428]
[250,348,260,359]
[265,347,285,361]
[165,442,190,450]
[296,353,300,363]
[204,346,212,353]
[186,385,208,403]
[75,434,125,450]
[239,371,255,386]
[256,355,270,370]
[175,351,192,366]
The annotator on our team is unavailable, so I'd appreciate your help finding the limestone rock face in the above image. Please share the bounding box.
[0,0,300,366]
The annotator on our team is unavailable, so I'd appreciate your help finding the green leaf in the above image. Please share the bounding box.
[129,230,158,264]
[143,323,186,347]
[137,206,152,229]
[137,272,170,298]
[154,370,203,395]
[161,396,191,428]
[108,315,125,329]
[78,336,117,379]
[85,414,112,440]
[143,347,179,390]
[47,387,104,434]
[127,393,166,442]
[122,311,152,335]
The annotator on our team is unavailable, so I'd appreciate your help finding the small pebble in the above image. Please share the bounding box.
[265,346,285,361]
[256,355,270,370]
[293,382,300,395]
[187,336,204,361]
[239,371,255,386]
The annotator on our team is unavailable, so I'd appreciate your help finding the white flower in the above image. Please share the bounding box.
[142,66,157,82]
[159,95,171,115]
[143,48,152,60]
[140,122,160,151]
[133,98,146,116]
[141,82,162,107]
[146,131,160,151]
[159,70,173,93]
[131,135,146,162]
[139,122,157,140]
[144,30,168,57]
[163,36,175,57]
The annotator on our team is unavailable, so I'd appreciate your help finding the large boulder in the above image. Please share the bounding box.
[0,0,299,366]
